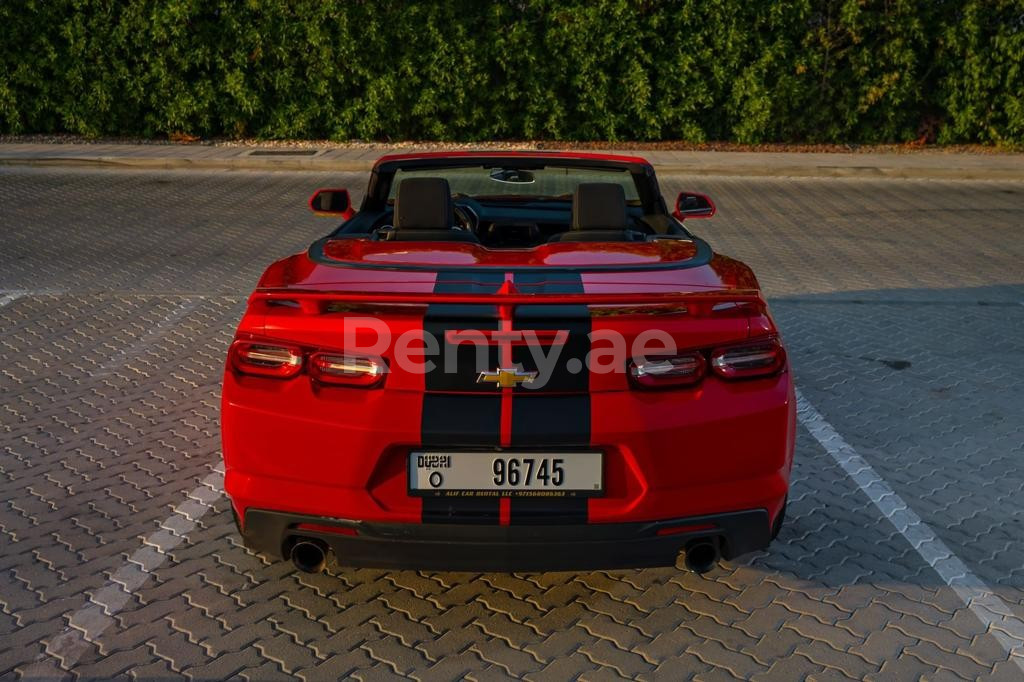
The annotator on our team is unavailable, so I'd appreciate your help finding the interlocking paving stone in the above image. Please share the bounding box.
[1,167,1022,679]
[127,658,177,681]
[238,661,293,682]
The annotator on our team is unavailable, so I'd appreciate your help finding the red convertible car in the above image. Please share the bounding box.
[221,152,795,574]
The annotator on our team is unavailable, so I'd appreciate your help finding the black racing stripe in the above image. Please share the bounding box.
[421,271,504,525]
[511,395,590,447]
[421,394,502,447]
[508,494,589,525]
[508,396,590,524]
[512,271,586,294]
[423,305,499,393]
[433,270,505,294]
[421,493,505,526]
[420,393,502,525]
[511,304,590,394]
[511,272,589,393]
[510,272,591,524]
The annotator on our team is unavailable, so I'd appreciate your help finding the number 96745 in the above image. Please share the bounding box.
[492,457,564,487]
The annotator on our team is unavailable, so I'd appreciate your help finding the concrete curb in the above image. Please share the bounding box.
[1,150,1022,180]
[0,155,376,173]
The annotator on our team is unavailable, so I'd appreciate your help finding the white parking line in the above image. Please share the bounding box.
[0,291,27,307]
[93,299,200,376]
[796,388,1024,673]
[0,288,65,296]
[22,469,225,677]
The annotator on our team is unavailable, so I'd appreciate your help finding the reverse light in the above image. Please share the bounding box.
[309,353,387,387]
[629,352,706,388]
[710,337,786,379]
[230,342,303,378]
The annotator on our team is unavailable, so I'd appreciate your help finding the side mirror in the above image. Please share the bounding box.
[309,188,353,217]
[674,192,716,220]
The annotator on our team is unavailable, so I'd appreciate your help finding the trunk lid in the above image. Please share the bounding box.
[248,247,771,397]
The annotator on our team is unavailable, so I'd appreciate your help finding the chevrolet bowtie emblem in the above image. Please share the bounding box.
[477,367,537,388]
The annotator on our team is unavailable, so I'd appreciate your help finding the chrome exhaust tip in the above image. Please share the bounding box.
[683,539,720,575]
[290,539,328,574]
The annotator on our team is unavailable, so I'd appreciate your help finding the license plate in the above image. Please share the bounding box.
[409,451,602,497]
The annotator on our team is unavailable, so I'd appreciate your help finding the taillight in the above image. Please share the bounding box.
[309,353,386,387]
[230,342,303,378]
[710,337,786,379]
[629,351,706,388]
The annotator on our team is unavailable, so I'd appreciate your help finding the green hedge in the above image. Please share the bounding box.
[1,0,1021,143]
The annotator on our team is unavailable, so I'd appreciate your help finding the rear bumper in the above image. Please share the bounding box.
[242,507,772,571]
[223,374,796,526]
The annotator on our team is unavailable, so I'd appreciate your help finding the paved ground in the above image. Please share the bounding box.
[1,166,1023,680]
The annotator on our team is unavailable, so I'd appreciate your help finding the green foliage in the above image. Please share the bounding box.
[1,0,1021,143]
[937,0,1024,144]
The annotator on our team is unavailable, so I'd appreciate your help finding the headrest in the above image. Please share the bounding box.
[572,183,629,231]
[394,177,453,230]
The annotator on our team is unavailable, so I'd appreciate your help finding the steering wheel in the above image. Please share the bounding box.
[451,195,482,233]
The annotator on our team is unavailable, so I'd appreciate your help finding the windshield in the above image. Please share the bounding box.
[388,166,642,203]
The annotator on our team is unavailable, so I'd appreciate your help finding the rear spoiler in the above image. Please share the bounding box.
[250,289,766,316]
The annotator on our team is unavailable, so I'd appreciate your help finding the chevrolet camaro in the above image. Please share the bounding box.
[221,152,795,574]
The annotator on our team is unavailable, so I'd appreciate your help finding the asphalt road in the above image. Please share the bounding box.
[1,167,1023,680]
